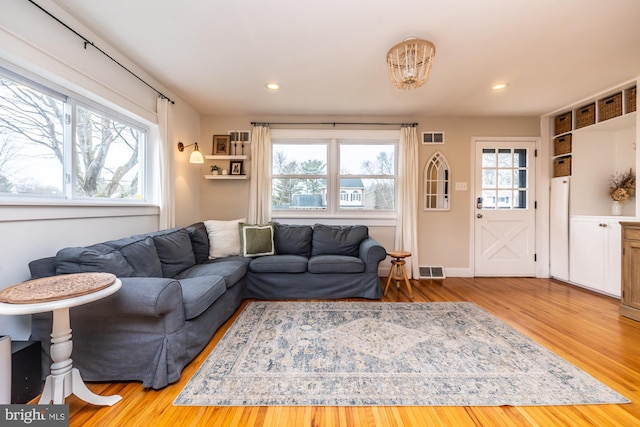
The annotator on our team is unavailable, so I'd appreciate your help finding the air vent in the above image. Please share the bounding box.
[419,266,446,280]
[422,131,445,144]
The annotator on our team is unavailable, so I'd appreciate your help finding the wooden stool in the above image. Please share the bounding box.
[384,251,413,299]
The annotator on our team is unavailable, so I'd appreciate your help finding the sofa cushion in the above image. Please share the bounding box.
[307,255,365,274]
[56,244,136,277]
[152,229,196,278]
[311,224,369,257]
[176,260,247,289]
[185,222,210,264]
[204,218,245,258]
[274,223,313,257]
[249,255,308,274]
[240,223,275,257]
[103,236,163,277]
[178,276,227,320]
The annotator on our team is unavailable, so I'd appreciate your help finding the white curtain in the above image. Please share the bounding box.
[248,124,272,224]
[157,98,175,229]
[395,125,420,279]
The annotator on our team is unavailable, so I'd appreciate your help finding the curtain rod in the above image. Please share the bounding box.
[251,121,418,127]
[27,0,175,104]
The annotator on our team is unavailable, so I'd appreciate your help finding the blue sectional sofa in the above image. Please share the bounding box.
[28,222,386,389]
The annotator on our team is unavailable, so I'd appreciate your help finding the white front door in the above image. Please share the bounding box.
[474,139,536,276]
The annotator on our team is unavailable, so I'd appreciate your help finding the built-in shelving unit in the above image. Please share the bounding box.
[551,84,636,179]
[547,78,639,297]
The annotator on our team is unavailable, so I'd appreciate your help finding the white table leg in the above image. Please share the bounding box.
[38,307,121,406]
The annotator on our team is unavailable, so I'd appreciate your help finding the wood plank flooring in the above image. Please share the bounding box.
[59,277,640,426]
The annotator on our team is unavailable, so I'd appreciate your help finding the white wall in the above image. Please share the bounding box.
[0,0,201,339]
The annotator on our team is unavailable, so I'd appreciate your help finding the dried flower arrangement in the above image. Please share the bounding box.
[609,168,636,202]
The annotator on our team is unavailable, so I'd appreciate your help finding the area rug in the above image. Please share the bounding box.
[174,301,629,406]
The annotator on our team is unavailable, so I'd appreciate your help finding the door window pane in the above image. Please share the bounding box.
[480,147,529,210]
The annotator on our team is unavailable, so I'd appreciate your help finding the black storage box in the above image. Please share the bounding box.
[11,340,42,404]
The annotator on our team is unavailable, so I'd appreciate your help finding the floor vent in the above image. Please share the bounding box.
[419,266,446,279]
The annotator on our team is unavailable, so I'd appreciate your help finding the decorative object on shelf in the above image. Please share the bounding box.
[210,165,220,175]
[177,142,204,164]
[212,135,230,155]
[230,160,243,175]
[611,201,623,216]
[386,37,436,90]
[222,169,228,175]
[609,168,635,215]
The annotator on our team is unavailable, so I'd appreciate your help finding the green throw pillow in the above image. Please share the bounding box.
[240,223,275,257]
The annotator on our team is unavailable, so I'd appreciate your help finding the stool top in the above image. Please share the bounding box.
[387,251,411,259]
[0,272,116,304]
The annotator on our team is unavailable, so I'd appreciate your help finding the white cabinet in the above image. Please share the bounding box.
[569,216,623,297]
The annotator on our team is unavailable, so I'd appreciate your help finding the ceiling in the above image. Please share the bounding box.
[52,0,640,118]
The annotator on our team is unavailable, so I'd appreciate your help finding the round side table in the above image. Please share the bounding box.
[384,251,414,299]
[0,273,122,406]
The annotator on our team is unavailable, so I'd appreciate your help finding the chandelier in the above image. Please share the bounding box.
[386,37,436,90]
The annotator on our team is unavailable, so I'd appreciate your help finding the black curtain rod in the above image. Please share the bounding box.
[251,121,418,127]
[27,0,175,104]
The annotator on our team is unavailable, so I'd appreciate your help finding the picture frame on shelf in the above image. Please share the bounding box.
[212,135,230,155]
[230,160,243,175]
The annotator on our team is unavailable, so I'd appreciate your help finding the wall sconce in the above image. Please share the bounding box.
[178,141,204,164]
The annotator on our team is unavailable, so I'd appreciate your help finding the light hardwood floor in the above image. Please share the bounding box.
[58,277,640,426]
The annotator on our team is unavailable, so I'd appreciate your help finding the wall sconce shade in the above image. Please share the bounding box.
[178,141,204,164]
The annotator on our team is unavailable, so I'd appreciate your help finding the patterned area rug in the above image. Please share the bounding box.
[174,301,629,406]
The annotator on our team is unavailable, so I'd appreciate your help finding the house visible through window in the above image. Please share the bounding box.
[0,68,147,201]
[271,129,397,218]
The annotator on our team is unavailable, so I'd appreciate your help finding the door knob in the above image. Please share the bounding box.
[477,213,483,218]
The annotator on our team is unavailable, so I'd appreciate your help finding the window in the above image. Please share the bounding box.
[0,68,147,201]
[480,148,528,209]
[271,129,398,218]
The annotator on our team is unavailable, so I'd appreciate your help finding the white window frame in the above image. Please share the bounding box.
[271,129,399,226]
[0,66,151,205]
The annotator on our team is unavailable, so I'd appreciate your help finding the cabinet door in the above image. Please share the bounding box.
[622,239,640,311]
[569,218,605,290]
[603,221,622,297]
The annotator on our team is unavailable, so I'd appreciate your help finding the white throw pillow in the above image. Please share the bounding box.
[204,218,246,259]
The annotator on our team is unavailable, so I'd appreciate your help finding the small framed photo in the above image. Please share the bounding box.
[230,160,243,175]
[212,135,230,155]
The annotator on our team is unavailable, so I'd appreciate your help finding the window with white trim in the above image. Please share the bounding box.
[271,129,398,218]
[0,68,148,202]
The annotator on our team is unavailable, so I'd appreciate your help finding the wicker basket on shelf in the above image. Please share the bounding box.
[575,103,595,129]
[553,156,571,177]
[627,86,637,113]
[553,134,572,156]
[598,93,622,122]
[554,111,572,135]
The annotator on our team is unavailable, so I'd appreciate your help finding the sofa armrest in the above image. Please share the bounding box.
[78,277,184,318]
[359,238,387,273]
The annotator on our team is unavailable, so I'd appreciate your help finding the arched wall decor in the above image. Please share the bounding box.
[424,151,450,211]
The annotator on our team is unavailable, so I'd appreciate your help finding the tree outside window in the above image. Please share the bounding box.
[0,71,146,200]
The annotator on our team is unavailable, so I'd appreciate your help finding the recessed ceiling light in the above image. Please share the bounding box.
[265,82,281,91]
[492,83,509,91]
